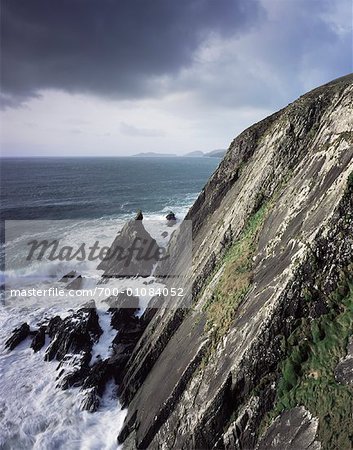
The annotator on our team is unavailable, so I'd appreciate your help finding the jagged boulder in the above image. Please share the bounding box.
[59,270,78,282]
[97,219,160,278]
[166,211,176,226]
[80,359,113,412]
[45,301,102,363]
[5,323,30,350]
[47,316,62,338]
[56,352,92,390]
[30,326,46,352]
[3,300,124,413]
[135,209,143,220]
[335,337,353,385]
[43,302,103,393]
[257,407,321,450]
[66,275,85,290]
[106,293,145,383]
[108,293,140,330]
[78,292,150,409]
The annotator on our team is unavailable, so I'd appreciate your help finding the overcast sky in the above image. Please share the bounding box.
[0,0,352,157]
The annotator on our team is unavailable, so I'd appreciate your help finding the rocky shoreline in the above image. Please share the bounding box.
[5,218,162,414]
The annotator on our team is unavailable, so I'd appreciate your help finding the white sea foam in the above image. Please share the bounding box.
[0,208,190,448]
[90,308,116,365]
[0,306,127,450]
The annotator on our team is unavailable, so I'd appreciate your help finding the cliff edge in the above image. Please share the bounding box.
[118,74,353,449]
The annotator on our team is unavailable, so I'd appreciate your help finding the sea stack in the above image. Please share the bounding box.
[166,211,176,226]
[135,209,143,220]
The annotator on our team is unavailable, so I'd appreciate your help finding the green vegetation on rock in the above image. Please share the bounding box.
[204,201,270,343]
[265,270,353,450]
[203,170,295,346]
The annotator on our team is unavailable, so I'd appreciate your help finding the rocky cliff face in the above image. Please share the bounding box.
[118,74,353,449]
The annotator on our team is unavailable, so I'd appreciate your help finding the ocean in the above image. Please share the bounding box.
[0,156,219,449]
[1,157,219,220]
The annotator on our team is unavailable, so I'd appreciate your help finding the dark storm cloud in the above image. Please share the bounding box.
[0,0,262,105]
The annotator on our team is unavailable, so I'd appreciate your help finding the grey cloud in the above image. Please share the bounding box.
[0,0,263,107]
[120,122,166,137]
[63,119,91,126]
[170,0,352,110]
[69,128,82,135]
[0,91,41,109]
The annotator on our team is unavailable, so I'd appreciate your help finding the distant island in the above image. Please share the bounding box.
[132,149,226,158]
[183,151,204,157]
[184,149,226,158]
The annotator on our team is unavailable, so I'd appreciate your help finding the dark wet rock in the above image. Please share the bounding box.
[221,387,276,450]
[59,270,78,282]
[97,219,160,278]
[82,360,111,391]
[111,326,144,385]
[335,337,353,384]
[138,295,163,326]
[112,321,142,348]
[66,275,85,290]
[140,307,158,326]
[257,407,321,449]
[135,209,143,220]
[166,211,175,220]
[20,302,114,411]
[56,352,92,390]
[45,302,107,400]
[80,387,101,412]
[105,292,139,313]
[80,359,113,412]
[45,301,102,362]
[107,293,145,384]
[81,388,100,412]
[4,300,124,413]
[102,295,123,308]
[161,231,168,238]
[117,306,186,410]
[30,326,46,352]
[100,292,157,386]
[166,211,176,227]
[107,351,132,384]
[5,323,30,350]
[108,293,140,330]
[47,316,62,338]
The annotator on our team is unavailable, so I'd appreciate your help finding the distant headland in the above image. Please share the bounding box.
[132,149,226,158]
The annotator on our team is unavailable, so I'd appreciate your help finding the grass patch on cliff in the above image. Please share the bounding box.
[201,170,294,348]
[204,202,270,343]
[265,273,353,450]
